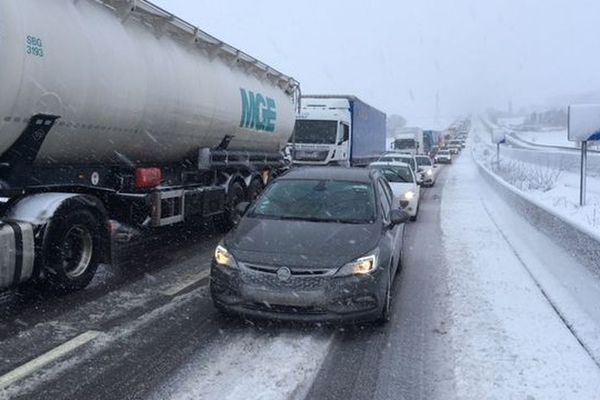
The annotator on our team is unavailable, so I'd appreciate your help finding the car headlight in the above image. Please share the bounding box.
[403,191,415,201]
[214,245,238,268]
[337,251,378,276]
[426,169,433,176]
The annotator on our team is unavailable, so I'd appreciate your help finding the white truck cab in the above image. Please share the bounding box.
[291,98,352,167]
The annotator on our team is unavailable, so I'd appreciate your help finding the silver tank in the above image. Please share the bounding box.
[0,0,299,166]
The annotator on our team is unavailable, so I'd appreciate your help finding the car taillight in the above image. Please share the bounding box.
[135,167,162,189]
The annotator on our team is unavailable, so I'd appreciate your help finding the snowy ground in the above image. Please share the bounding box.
[473,120,600,233]
[511,128,574,148]
[440,151,600,399]
[496,116,577,148]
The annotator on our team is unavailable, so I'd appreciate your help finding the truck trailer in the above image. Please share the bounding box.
[0,0,300,292]
[291,95,386,167]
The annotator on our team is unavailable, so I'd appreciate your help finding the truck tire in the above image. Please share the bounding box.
[214,181,246,232]
[43,208,103,293]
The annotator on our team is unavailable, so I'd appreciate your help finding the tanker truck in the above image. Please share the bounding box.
[0,0,300,293]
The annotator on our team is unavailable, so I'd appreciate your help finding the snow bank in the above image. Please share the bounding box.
[440,153,600,399]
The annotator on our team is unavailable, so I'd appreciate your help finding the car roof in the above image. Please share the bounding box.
[381,154,414,160]
[369,161,411,168]
[280,167,378,183]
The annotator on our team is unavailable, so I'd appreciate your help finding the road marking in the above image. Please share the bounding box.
[0,330,100,390]
[160,270,210,297]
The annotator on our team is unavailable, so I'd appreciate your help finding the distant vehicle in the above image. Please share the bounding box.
[415,155,436,187]
[369,161,421,220]
[378,153,422,184]
[291,95,387,167]
[435,150,452,164]
[448,146,461,155]
[210,167,410,323]
[423,130,442,155]
[391,127,424,155]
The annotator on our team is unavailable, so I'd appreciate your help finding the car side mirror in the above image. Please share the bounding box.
[236,202,251,216]
[390,209,410,225]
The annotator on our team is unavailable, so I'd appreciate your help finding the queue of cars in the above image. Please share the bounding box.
[210,124,469,324]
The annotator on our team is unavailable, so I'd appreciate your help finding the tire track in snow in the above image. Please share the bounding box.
[147,331,334,400]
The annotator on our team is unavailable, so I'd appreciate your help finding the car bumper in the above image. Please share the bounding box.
[210,263,386,323]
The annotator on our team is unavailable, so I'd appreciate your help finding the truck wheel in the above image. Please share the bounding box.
[44,209,102,293]
[214,181,246,232]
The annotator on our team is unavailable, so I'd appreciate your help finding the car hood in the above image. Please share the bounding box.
[225,217,381,269]
[389,182,417,197]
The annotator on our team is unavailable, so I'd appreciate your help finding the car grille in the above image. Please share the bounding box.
[239,262,335,290]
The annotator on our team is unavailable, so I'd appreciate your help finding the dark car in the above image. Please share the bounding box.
[210,167,409,323]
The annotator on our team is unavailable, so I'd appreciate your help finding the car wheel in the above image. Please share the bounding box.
[410,205,419,222]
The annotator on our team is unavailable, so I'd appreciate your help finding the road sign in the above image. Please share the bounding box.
[492,128,506,144]
[567,104,600,206]
[568,104,600,142]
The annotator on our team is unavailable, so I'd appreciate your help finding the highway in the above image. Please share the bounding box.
[2,153,600,400]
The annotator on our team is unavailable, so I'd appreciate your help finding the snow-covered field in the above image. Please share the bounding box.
[473,120,600,233]
[441,152,600,399]
[496,116,576,148]
[511,129,575,148]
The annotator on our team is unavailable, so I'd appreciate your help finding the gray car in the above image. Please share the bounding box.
[210,167,409,323]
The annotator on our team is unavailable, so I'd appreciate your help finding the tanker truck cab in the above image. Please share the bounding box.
[292,98,352,167]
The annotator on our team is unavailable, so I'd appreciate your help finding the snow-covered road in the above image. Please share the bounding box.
[442,152,600,399]
[2,146,600,400]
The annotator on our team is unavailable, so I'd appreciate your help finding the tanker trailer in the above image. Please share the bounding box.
[0,0,300,292]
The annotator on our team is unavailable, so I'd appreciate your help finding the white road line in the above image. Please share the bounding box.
[160,270,210,297]
[0,330,100,390]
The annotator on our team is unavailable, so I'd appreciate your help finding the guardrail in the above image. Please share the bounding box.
[473,153,600,275]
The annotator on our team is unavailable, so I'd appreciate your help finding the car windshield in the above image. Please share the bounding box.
[370,165,414,183]
[416,157,432,166]
[249,179,376,223]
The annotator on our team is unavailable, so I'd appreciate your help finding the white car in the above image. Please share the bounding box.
[435,150,452,164]
[378,153,422,185]
[415,155,436,187]
[369,161,421,221]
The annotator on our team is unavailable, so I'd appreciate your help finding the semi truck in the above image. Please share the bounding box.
[423,130,442,155]
[291,95,386,167]
[0,0,300,292]
[391,127,424,155]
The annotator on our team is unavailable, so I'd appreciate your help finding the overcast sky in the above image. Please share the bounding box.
[152,0,600,124]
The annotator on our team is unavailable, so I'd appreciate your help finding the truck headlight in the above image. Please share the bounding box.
[214,245,238,268]
[403,191,415,201]
[337,251,378,276]
[426,169,433,176]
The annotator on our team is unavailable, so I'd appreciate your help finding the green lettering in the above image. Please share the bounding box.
[240,88,277,132]
[264,98,276,132]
